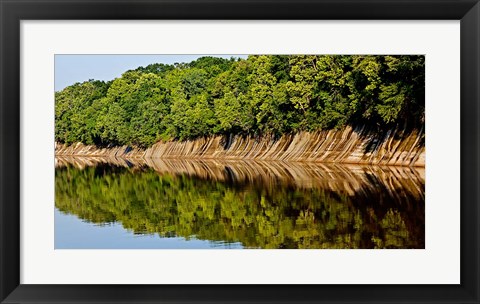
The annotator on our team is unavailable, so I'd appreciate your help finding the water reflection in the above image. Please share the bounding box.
[55,157,425,249]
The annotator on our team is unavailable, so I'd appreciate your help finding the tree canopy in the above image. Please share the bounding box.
[55,55,425,147]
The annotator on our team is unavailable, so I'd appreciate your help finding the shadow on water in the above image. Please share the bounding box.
[55,156,425,249]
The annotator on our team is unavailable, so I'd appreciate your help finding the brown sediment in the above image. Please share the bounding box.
[55,126,425,167]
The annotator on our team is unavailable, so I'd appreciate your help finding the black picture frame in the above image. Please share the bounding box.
[1,0,479,303]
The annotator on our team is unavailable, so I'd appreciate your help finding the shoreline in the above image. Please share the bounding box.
[55,127,425,167]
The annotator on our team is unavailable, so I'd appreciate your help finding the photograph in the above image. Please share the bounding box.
[2,0,478,302]
[54,54,425,249]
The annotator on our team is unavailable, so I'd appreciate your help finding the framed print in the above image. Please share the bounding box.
[1,0,479,303]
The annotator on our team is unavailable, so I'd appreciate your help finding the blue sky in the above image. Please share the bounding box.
[55,55,248,92]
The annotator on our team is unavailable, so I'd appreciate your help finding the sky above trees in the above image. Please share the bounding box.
[55,55,247,91]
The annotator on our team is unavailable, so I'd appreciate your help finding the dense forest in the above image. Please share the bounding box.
[55,55,425,148]
[55,164,425,248]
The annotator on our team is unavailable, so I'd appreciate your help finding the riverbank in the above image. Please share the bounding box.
[55,126,425,167]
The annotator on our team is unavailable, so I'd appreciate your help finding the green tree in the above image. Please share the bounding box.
[55,55,425,147]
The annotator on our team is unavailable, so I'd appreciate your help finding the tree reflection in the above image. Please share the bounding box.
[55,159,424,249]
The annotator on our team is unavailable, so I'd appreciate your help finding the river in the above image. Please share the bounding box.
[55,157,425,249]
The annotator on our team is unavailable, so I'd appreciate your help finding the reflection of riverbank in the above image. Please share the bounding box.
[55,156,424,199]
[55,157,425,249]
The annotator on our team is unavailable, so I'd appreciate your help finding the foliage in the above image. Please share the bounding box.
[55,55,424,147]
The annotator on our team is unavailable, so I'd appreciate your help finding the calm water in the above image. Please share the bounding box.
[55,157,425,249]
